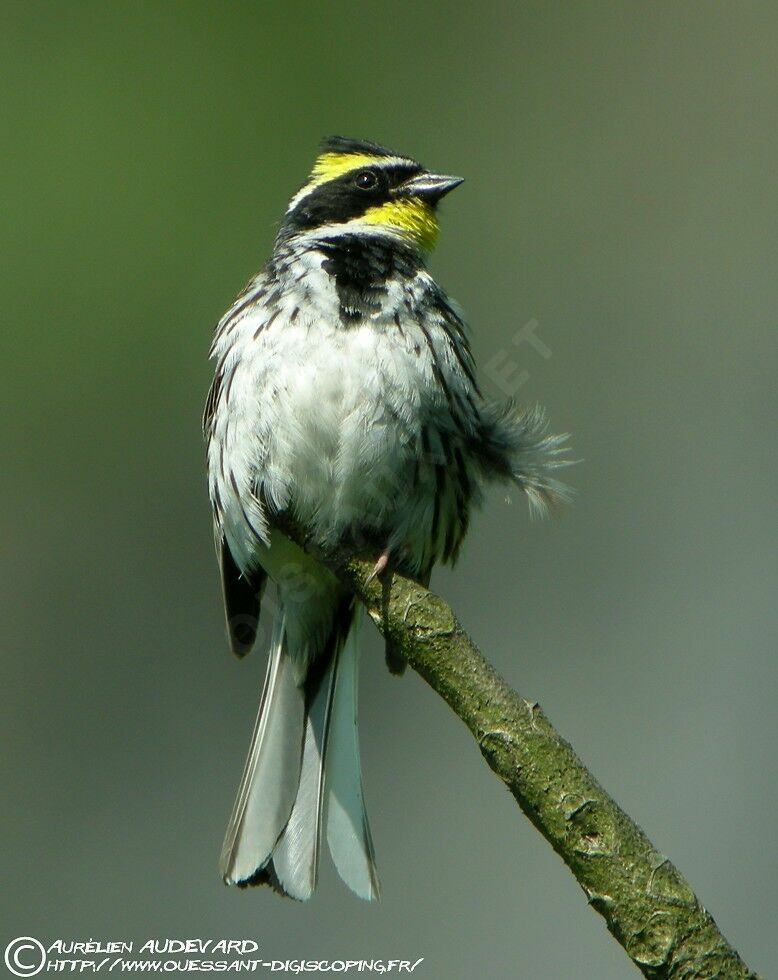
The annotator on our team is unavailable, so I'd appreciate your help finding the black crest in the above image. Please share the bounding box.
[319,135,401,158]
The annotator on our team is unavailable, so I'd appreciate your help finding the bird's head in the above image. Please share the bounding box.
[278,136,463,253]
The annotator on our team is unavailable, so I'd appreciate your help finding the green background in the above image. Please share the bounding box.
[2,2,776,976]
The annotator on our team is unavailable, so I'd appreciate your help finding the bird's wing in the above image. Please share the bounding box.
[218,533,267,658]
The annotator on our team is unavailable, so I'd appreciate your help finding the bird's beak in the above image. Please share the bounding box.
[398,172,465,203]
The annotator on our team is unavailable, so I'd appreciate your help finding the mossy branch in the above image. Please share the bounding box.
[328,553,758,978]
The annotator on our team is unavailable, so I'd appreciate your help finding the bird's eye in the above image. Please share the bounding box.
[355,170,378,190]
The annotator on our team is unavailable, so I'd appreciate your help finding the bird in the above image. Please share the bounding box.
[204,136,571,902]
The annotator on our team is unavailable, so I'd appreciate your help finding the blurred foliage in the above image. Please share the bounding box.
[2,3,777,977]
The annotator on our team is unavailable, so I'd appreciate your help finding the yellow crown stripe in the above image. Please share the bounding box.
[361,199,439,252]
[309,152,382,183]
[306,151,414,190]
[287,152,389,211]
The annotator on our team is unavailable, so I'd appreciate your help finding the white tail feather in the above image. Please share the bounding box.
[325,606,380,900]
[271,656,335,899]
[219,612,304,885]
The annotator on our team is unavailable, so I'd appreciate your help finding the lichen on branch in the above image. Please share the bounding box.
[333,554,759,980]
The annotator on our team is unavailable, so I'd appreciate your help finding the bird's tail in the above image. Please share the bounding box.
[219,602,379,901]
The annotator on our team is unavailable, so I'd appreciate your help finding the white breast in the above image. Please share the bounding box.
[208,252,473,577]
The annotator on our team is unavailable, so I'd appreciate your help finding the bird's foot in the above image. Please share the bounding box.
[366,549,391,585]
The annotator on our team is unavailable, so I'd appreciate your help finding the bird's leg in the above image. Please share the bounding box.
[366,548,407,676]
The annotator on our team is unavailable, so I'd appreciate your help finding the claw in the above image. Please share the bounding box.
[365,550,390,585]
